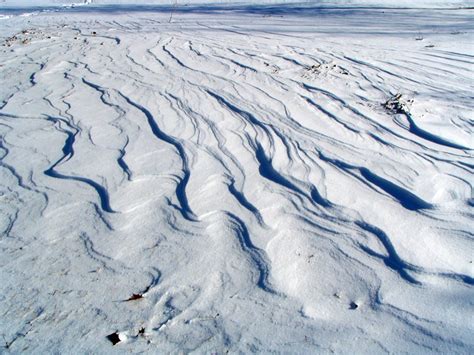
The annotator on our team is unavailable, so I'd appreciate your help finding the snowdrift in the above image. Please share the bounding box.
[1,0,473,8]
[0,2,473,353]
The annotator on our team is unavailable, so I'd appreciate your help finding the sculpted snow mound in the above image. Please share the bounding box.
[1,0,474,8]
[0,4,473,353]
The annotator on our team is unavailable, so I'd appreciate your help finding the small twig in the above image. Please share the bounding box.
[126,293,144,301]
[169,0,178,23]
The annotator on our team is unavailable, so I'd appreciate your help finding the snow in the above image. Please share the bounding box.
[0,2,473,353]
[2,0,474,8]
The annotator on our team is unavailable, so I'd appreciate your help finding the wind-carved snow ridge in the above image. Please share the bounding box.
[0,4,473,353]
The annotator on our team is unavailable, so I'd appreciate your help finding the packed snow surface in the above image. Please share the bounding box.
[0,3,473,353]
[2,0,474,8]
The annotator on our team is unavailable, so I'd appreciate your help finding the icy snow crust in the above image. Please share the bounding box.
[0,3,473,353]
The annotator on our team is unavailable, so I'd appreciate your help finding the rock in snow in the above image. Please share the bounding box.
[0,1,473,353]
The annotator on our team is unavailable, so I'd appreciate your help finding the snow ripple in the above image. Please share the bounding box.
[0,6,473,353]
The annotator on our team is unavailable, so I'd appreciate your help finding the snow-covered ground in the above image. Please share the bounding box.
[2,0,474,8]
[0,2,473,353]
